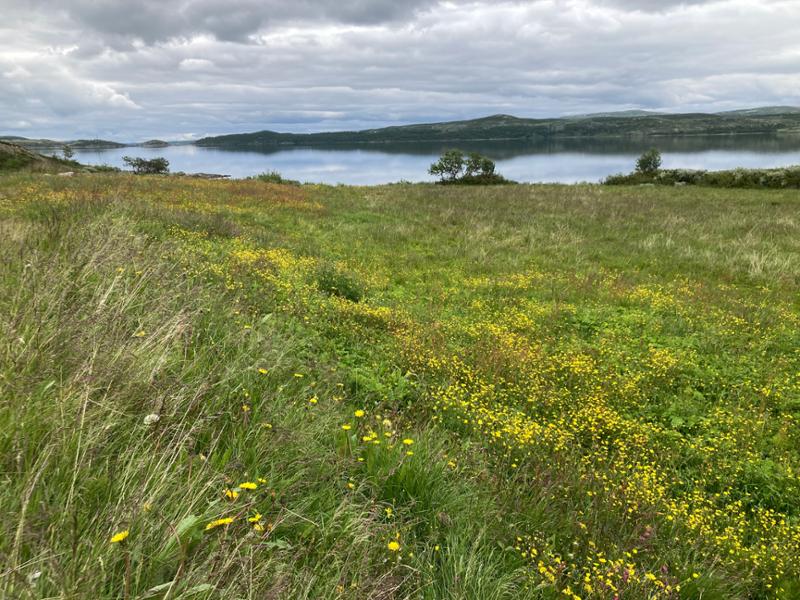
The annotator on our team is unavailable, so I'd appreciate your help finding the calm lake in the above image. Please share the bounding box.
[64,135,800,184]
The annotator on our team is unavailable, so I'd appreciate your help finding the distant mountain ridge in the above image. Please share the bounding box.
[0,136,127,149]
[717,106,800,116]
[566,110,667,119]
[4,107,800,150]
[196,106,800,148]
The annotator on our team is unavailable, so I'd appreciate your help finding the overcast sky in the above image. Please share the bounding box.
[2,0,799,141]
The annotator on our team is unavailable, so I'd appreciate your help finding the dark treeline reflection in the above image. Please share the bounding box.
[206,134,800,160]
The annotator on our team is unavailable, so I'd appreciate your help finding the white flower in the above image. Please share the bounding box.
[143,414,160,426]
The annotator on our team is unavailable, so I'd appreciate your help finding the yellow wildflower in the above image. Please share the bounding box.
[224,488,239,500]
[239,482,257,490]
[387,541,401,552]
[205,517,234,531]
[110,530,129,544]
[248,512,262,523]
[354,409,365,418]
[341,424,352,431]
[402,438,414,446]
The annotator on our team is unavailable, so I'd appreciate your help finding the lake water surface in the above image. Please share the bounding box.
[63,136,800,185]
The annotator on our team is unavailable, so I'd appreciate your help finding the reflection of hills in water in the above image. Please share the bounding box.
[203,134,800,160]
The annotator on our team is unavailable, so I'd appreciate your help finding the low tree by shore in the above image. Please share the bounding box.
[122,156,170,174]
[428,150,515,184]
[635,148,662,174]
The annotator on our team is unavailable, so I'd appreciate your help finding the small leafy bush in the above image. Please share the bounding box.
[605,165,800,188]
[251,171,300,185]
[122,156,169,174]
[87,164,121,173]
[315,262,364,302]
[429,150,515,185]
[0,153,33,171]
[635,148,662,174]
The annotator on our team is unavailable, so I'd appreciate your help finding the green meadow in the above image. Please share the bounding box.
[1,174,799,599]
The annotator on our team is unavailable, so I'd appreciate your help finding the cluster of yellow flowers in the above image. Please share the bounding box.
[160,195,799,595]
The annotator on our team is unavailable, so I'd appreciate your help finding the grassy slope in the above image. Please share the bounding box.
[0,141,83,173]
[0,137,127,149]
[1,175,799,599]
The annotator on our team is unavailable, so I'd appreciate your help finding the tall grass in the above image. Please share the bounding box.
[2,174,799,598]
[1,184,534,598]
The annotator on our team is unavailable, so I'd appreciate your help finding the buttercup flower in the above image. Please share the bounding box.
[205,517,234,531]
[110,530,129,544]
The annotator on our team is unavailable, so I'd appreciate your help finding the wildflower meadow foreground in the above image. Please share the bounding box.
[1,174,799,599]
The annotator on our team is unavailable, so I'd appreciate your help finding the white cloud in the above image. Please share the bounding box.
[179,58,215,71]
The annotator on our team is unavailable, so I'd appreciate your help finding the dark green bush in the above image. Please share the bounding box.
[122,156,169,174]
[443,173,516,185]
[0,153,33,171]
[635,148,662,174]
[428,150,515,185]
[87,164,121,173]
[604,165,800,189]
[315,262,364,302]
[251,171,300,185]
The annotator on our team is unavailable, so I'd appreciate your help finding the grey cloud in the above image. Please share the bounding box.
[1,0,799,140]
[27,0,454,44]
[595,0,714,9]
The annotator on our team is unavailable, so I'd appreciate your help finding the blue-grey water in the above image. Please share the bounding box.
[60,136,800,185]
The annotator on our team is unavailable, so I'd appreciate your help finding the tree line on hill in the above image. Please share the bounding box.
[194,109,800,148]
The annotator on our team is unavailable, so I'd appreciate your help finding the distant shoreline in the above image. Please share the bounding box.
[195,129,800,149]
[5,106,800,149]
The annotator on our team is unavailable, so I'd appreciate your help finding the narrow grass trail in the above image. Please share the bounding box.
[1,175,799,599]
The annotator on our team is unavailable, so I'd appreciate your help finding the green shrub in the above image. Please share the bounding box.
[605,165,800,189]
[429,150,466,182]
[448,173,516,185]
[429,150,515,185]
[122,156,169,174]
[0,153,33,171]
[251,171,300,185]
[635,148,662,174]
[315,262,364,302]
[87,164,121,173]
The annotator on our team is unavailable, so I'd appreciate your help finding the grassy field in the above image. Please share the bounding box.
[1,175,799,599]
